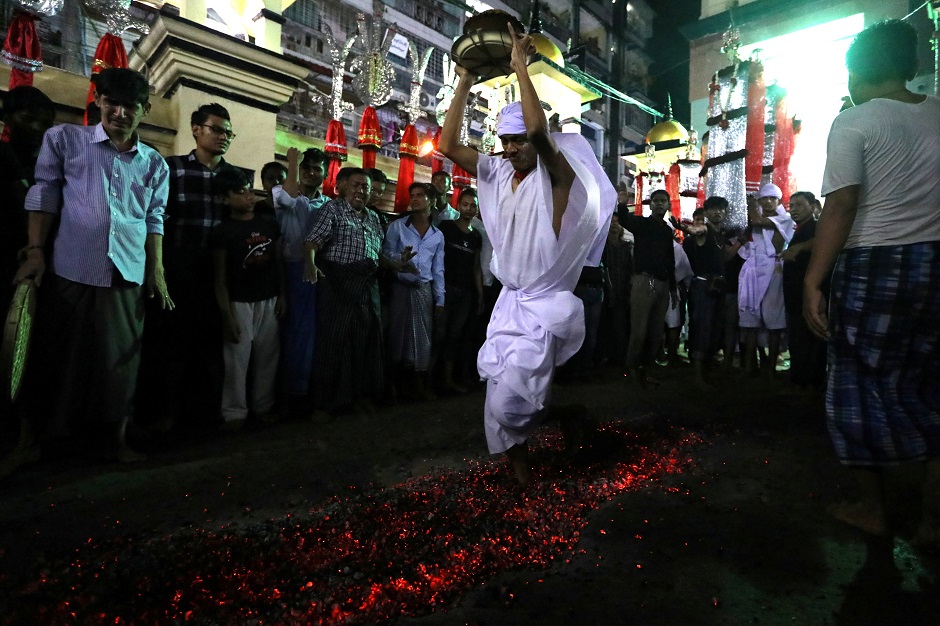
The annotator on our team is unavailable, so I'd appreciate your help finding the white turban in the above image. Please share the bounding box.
[496,101,526,136]
[758,183,782,199]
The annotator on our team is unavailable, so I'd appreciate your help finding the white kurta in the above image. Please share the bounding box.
[737,207,795,329]
[476,134,615,453]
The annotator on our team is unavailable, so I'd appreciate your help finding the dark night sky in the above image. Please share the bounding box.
[646,0,702,125]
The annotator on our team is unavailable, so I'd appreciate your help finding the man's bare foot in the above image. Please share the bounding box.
[0,445,41,479]
[827,500,888,536]
[506,444,532,486]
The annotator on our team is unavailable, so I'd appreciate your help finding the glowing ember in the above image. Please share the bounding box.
[0,425,699,625]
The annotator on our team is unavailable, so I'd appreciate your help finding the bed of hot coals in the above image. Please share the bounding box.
[0,423,700,625]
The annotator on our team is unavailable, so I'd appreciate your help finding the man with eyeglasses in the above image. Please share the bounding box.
[3,68,170,476]
[138,103,235,435]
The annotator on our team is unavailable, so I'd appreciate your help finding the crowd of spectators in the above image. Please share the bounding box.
[1,67,828,475]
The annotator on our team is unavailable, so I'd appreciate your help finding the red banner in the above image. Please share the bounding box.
[2,13,42,90]
[85,33,129,124]
[393,124,419,213]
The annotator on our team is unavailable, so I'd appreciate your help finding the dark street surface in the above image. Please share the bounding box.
[1,364,938,624]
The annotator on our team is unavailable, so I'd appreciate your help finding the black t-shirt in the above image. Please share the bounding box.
[438,220,482,288]
[209,214,281,302]
[618,211,675,283]
[254,199,276,217]
[683,228,725,278]
[783,219,826,311]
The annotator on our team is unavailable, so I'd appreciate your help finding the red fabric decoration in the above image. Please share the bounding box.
[430,128,445,174]
[666,162,681,222]
[3,13,42,90]
[450,164,472,208]
[634,173,645,216]
[357,105,381,170]
[393,124,419,213]
[772,96,794,205]
[323,119,348,198]
[744,60,766,195]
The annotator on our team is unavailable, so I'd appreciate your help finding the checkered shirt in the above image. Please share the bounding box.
[305,198,383,265]
[164,151,226,250]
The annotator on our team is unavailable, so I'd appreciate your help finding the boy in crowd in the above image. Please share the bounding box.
[683,198,728,388]
[211,165,283,429]
[430,170,459,226]
[254,161,287,217]
[436,187,484,392]
[383,182,445,400]
[274,147,328,409]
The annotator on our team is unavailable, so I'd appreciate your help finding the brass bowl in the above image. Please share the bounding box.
[451,30,514,81]
[462,9,524,36]
[452,10,525,81]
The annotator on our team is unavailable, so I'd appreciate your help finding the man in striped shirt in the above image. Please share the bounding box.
[3,68,170,475]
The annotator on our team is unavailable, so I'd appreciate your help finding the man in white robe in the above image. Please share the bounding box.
[440,24,616,484]
[738,183,795,377]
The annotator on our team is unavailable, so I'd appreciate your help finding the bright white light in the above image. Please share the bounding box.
[738,13,864,197]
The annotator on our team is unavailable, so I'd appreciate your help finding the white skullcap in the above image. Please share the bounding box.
[758,183,782,199]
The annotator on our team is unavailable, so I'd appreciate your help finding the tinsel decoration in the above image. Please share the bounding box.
[446,93,477,204]
[12,0,61,14]
[322,24,357,197]
[702,63,749,230]
[435,54,458,127]
[80,0,149,36]
[2,12,43,89]
[351,9,394,169]
[676,159,701,221]
[744,60,765,194]
[394,41,433,213]
[83,33,128,125]
[432,55,460,173]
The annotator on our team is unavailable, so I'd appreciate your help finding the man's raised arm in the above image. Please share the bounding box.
[508,23,574,190]
[438,66,480,177]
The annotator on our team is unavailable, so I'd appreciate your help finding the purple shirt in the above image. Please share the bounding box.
[25,123,169,287]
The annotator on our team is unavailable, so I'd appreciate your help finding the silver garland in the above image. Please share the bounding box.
[13,0,62,16]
